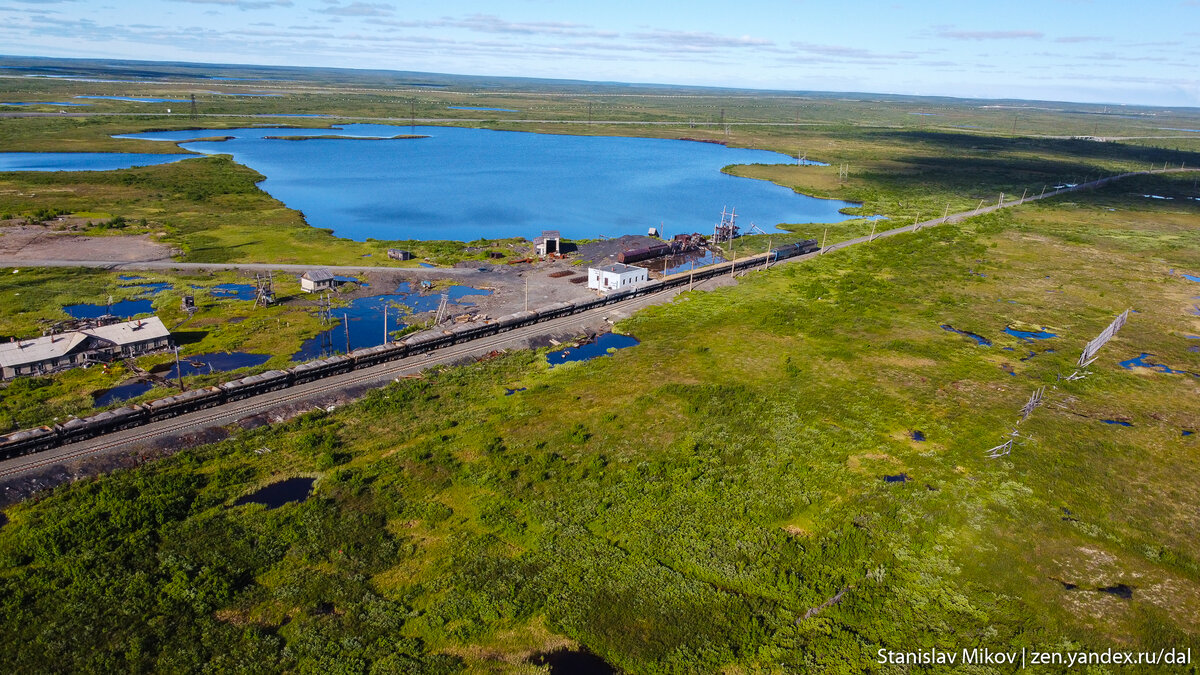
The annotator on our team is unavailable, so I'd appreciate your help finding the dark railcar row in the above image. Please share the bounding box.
[0,245,818,461]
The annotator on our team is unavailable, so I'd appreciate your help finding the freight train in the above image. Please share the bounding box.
[0,239,819,461]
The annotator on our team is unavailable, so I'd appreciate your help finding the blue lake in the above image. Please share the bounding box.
[116,124,860,241]
[0,152,191,172]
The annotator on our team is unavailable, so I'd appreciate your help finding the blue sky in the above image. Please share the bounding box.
[2,0,1198,106]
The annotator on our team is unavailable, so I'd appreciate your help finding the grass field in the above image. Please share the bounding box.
[2,60,1200,673]
[1,176,1198,672]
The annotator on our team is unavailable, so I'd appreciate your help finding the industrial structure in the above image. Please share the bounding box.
[387,248,413,261]
[588,263,649,294]
[534,230,561,256]
[0,317,172,380]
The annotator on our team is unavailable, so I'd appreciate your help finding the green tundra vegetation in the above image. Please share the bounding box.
[2,63,1200,672]
[1,173,1198,671]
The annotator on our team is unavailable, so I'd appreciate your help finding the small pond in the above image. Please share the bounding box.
[1119,353,1198,377]
[234,477,315,509]
[547,333,639,366]
[1101,419,1133,427]
[529,649,616,675]
[121,280,172,296]
[64,297,154,319]
[1003,326,1057,342]
[93,380,155,407]
[160,352,271,379]
[206,283,257,301]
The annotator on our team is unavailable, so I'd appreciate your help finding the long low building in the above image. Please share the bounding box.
[0,317,172,380]
[588,263,649,294]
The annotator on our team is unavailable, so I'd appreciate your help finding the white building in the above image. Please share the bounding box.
[588,263,648,294]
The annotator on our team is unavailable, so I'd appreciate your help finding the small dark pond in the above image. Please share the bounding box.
[1182,273,1200,283]
[64,298,154,319]
[884,473,910,483]
[161,352,271,379]
[117,274,144,280]
[418,262,436,268]
[1097,583,1133,599]
[1101,420,1133,427]
[911,430,926,442]
[940,324,991,346]
[504,387,527,396]
[547,333,639,366]
[1003,326,1057,342]
[234,477,315,509]
[529,649,616,675]
[1183,430,1194,437]
[93,380,155,407]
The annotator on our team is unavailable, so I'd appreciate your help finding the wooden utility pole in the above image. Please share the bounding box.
[820,228,828,253]
[344,313,350,354]
[382,305,388,344]
[524,276,529,311]
[173,345,185,391]
[869,221,877,242]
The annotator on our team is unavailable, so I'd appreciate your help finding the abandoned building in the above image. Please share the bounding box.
[387,248,413,261]
[300,268,338,293]
[0,316,172,380]
[534,230,561,256]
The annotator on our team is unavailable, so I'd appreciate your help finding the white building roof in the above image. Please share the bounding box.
[0,332,89,369]
[88,316,171,346]
[0,317,170,369]
[594,263,644,275]
[302,268,335,282]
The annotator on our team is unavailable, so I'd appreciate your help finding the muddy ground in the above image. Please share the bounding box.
[0,222,177,262]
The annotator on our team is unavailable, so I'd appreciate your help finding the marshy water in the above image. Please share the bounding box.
[104,124,860,240]
[547,333,639,365]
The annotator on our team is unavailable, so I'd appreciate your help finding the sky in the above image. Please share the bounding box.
[2,0,1198,107]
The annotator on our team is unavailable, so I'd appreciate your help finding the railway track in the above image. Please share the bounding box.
[0,284,677,478]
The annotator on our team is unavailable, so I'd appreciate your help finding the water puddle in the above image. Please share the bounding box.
[547,333,639,365]
[1183,430,1194,437]
[1119,353,1198,377]
[940,324,991,346]
[234,477,315,509]
[529,649,615,675]
[292,283,491,361]
[418,262,436,268]
[93,380,155,407]
[64,298,154,319]
[159,352,271,379]
[1101,419,1133,427]
[1003,326,1057,342]
[504,387,527,396]
[1142,194,1174,200]
[1181,273,1200,283]
[910,430,926,442]
[884,473,910,483]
